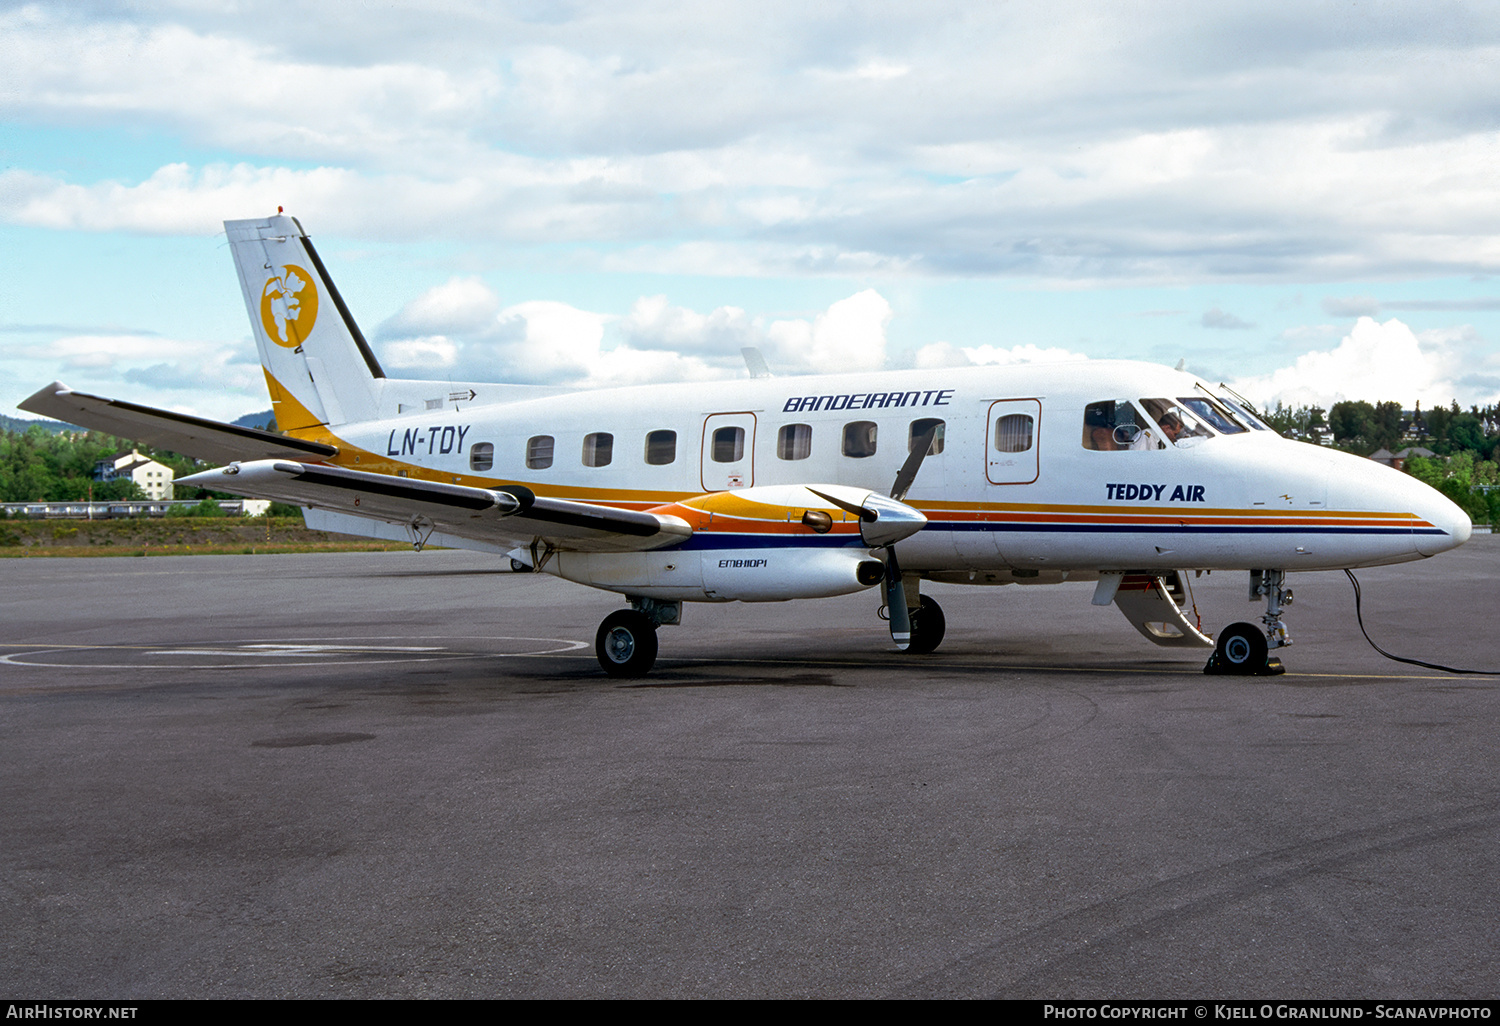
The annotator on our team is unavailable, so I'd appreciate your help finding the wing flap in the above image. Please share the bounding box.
[18,382,337,464]
[179,460,692,553]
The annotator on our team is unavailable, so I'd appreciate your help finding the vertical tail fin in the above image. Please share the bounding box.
[225,214,384,435]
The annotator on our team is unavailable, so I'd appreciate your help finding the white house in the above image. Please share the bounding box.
[93,449,175,501]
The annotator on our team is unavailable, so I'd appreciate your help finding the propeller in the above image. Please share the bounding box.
[807,423,937,650]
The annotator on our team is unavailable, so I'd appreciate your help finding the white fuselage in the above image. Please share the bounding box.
[327,360,1470,580]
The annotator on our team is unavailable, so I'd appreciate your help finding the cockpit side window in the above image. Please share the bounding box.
[1083,400,1159,450]
[1140,398,1213,447]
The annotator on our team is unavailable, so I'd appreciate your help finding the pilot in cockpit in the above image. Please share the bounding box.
[1156,412,1183,444]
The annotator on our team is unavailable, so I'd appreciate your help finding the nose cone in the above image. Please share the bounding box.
[1416,488,1472,556]
[857,492,928,548]
[1322,448,1472,562]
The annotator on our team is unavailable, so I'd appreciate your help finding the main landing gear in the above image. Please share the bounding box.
[906,595,947,655]
[595,598,679,678]
[1205,569,1291,676]
[879,576,947,655]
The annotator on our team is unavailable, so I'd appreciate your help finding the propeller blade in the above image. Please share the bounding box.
[884,546,911,650]
[807,487,876,522]
[890,424,937,502]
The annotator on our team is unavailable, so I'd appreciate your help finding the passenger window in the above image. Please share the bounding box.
[993,415,1033,453]
[778,423,812,460]
[1082,400,1155,451]
[582,432,613,467]
[525,435,554,469]
[469,442,495,472]
[909,418,945,455]
[644,430,676,465]
[711,426,744,463]
[842,421,877,458]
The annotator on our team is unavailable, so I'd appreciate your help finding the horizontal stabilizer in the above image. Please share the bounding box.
[179,460,692,553]
[18,382,337,464]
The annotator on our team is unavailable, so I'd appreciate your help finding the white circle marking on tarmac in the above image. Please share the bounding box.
[0,635,590,670]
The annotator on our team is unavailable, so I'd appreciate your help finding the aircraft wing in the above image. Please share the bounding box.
[17,382,338,464]
[178,460,692,553]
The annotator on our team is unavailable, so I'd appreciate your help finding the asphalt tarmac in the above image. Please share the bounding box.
[3,537,1498,998]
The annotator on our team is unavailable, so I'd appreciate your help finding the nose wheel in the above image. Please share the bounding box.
[1206,569,1289,676]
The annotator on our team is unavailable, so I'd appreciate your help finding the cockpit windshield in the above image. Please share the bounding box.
[1179,395,1247,434]
[1215,394,1273,432]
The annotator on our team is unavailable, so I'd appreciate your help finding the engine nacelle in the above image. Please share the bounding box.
[529,482,923,602]
[547,546,885,602]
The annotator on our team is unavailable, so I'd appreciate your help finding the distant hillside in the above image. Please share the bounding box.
[232,410,276,431]
[4,409,275,436]
[1,413,81,435]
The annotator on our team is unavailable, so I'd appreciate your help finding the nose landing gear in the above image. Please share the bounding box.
[1206,569,1291,676]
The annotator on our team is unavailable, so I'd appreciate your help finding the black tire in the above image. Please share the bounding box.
[595,610,659,678]
[510,558,532,573]
[904,596,947,655]
[1215,621,1268,674]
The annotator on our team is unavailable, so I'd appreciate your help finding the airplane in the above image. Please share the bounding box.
[20,213,1474,678]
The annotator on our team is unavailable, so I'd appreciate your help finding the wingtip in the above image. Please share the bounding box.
[17,381,75,416]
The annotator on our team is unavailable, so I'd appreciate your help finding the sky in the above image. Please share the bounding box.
[4,0,1500,423]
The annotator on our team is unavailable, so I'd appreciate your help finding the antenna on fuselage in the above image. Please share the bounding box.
[741,347,772,378]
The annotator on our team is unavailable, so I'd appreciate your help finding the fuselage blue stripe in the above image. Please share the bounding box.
[670,522,1444,550]
[926,522,1440,536]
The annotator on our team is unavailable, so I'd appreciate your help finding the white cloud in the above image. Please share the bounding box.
[764,290,891,374]
[912,341,1092,369]
[6,4,1500,281]
[11,331,266,421]
[0,8,498,171]
[10,0,1500,424]
[378,278,499,338]
[375,280,896,386]
[381,336,460,371]
[618,295,758,355]
[0,164,358,235]
[1227,316,1499,409]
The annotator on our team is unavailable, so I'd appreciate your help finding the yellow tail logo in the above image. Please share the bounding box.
[260,264,320,348]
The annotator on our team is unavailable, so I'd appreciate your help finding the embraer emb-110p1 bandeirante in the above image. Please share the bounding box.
[20,214,1473,677]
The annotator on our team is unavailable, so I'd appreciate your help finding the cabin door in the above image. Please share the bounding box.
[985,399,1041,485]
[700,412,757,491]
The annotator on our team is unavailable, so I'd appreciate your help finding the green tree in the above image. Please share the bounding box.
[1405,452,1496,525]
[1328,400,1375,447]
[1371,400,1404,452]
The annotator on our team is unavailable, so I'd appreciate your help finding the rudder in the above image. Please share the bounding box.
[225,214,384,436]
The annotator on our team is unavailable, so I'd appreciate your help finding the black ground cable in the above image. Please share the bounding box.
[1345,569,1500,675]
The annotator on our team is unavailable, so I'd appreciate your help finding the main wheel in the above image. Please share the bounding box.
[510,558,532,573]
[1213,621,1268,674]
[904,596,947,655]
[595,610,659,678]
